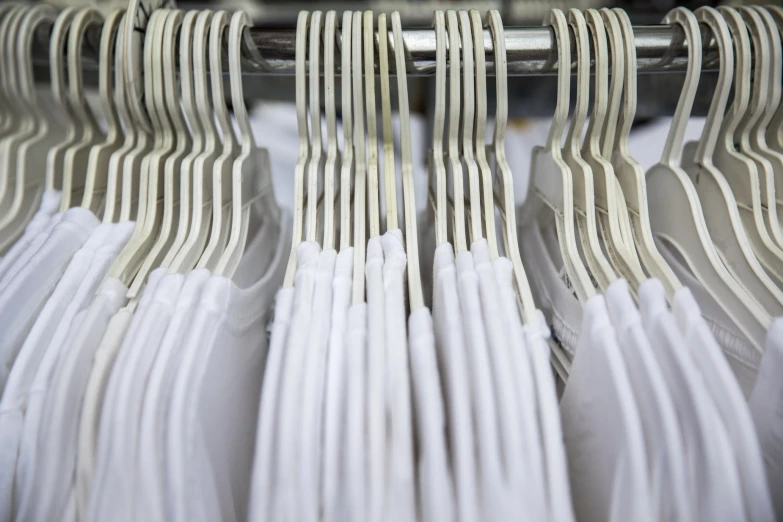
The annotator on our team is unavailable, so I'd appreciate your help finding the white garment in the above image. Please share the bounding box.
[432,242,480,522]
[749,319,783,520]
[455,248,507,521]
[25,274,130,522]
[560,295,652,522]
[297,249,336,522]
[0,212,63,296]
[134,269,210,522]
[605,279,691,522]
[381,229,416,522]
[0,189,61,282]
[344,302,368,522]
[657,239,760,396]
[474,241,543,520]
[167,212,289,522]
[673,288,775,522]
[365,236,386,522]
[320,247,354,522]
[638,279,745,522]
[0,207,99,393]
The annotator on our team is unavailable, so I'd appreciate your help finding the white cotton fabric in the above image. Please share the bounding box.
[560,295,652,522]
[320,247,354,522]
[0,211,64,297]
[134,269,210,522]
[0,207,99,393]
[474,241,544,520]
[749,319,783,520]
[297,248,336,522]
[166,212,289,522]
[605,279,691,522]
[432,242,479,522]
[23,273,131,522]
[407,306,455,522]
[272,241,320,522]
[657,239,761,396]
[455,248,508,521]
[381,229,415,522]
[365,236,386,522]
[0,189,61,282]
[638,279,745,522]
[344,302,367,522]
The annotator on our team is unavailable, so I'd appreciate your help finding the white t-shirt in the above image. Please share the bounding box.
[638,279,745,522]
[432,242,480,522]
[560,295,652,522]
[365,235,387,522]
[0,211,64,296]
[320,247,354,522]
[673,288,775,522]
[0,189,61,282]
[344,301,368,522]
[381,229,415,522]
[0,207,99,393]
[25,274,130,522]
[133,269,210,522]
[166,213,289,522]
[605,279,692,521]
[749,319,783,520]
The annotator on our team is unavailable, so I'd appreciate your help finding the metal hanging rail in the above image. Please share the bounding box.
[31,21,718,76]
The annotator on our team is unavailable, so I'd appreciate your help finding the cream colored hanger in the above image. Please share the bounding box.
[645,7,769,350]
[82,9,127,214]
[57,7,106,213]
[378,13,397,235]
[282,10,311,288]
[486,9,538,322]
[305,10,323,244]
[429,10,448,247]
[581,9,647,291]
[683,6,783,315]
[763,6,783,223]
[323,10,339,250]
[363,10,380,239]
[390,11,423,309]
[214,10,280,277]
[351,10,367,303]
[162,10,200,268]
[0,4,22,138]
[457,10,483,246]
[603,8,682,299]
[339,10,353,251]
[562,9,617,291]
[470,9,499,259]
[711,7,783,285]
[445,10,467,252]
[196,10,241,270]
[519,8,595,303]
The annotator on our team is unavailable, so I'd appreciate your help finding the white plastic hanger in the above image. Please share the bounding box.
[352,10,366,304]
[486,9,538,322]
[430,10,448,247]
[562,9,617,291]
[603,8,683,299]
[391,11,423,310]
[56,7,106,213]
[378,13,397,235]
[282,10,310,288]
[339,10,353,251]
[580,9,647,290]
[470,9,499,260]
[710,7,783,285]
[519,8,595,303]
[445,10,466,252]
[457,10,483,246]
[645,7,769,350]
[363,10,380,239]
[323,10,339,251]
[762,6,783,223]
[196,10,241,270]
[0,4,23,139]
[81,9,127,214]
[305,10,323,244]
[682,6,783,315]
[214,10,280,277]
[162,10,200,268]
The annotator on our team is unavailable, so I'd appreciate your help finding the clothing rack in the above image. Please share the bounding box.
[31,21,720,76]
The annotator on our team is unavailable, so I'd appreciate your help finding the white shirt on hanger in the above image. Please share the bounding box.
[344,300,367,522]
[0,190,61,282]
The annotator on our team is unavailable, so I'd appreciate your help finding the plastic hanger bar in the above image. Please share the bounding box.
[29,20,723,76]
